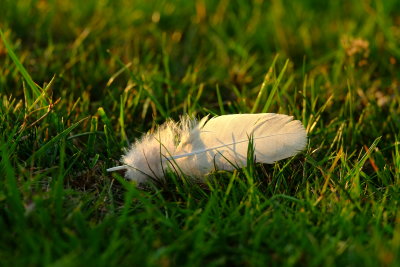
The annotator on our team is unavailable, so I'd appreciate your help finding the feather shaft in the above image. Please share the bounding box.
[107,165,128,172]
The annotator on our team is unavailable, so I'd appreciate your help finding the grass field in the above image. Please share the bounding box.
[1,0,400,266]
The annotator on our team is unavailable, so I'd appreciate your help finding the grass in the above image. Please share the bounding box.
[1,0,400,266]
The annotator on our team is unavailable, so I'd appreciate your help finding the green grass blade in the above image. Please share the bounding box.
[251,54,279,113]
[261,59,290,113]
[27,117,87,162]
[0,29,46,105]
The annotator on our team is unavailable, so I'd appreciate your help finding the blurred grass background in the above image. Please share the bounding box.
[1,0,400,266]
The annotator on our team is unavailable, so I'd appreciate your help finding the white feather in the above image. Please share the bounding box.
[107,113,307,183]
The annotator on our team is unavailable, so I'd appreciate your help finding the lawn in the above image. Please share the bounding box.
[1,0,400,266]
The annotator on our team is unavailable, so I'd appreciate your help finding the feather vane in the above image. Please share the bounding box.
[107,113,307,183]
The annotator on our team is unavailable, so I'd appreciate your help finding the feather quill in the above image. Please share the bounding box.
[107,113,307,183]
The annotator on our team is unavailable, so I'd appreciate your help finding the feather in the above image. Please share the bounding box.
[107,113,307,183]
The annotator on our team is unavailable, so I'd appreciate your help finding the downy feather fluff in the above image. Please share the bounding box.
[107,113,307,183]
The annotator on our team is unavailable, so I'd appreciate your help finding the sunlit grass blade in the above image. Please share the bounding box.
[261,59,290,113]
[251,54,279,113]
[0,29,47,106]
